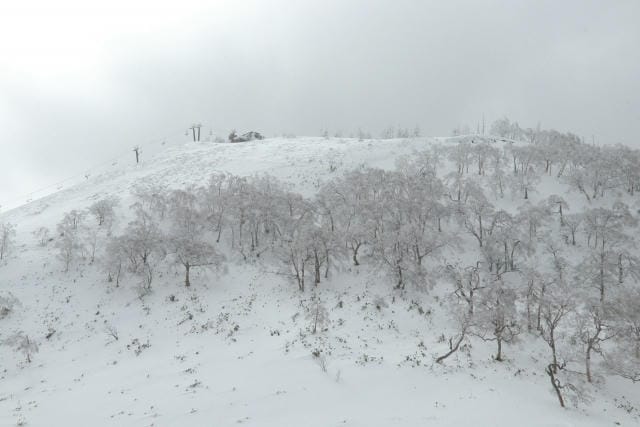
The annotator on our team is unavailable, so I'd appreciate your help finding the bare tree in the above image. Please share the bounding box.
[436,302,471,364]
[81,224,101,264]
[575,301,616,383]
[105,323,119,342]
[33,226,50,247]
[113,205,165,289]
[55,214,84,272]
[89,196,119,228]
[446,263,485,315]
[539,283,574,374]
[605,286,640,382]
[5,333,39,363]
[306,295,329,334]
[460,183,494,248]
[579,204,637,302]
[546,362,567,408]
[104,236,126,286]
[562,213,583,246]
[172,236,223,287]
[473,280,521,361]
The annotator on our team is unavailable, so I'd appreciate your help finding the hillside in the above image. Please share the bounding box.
[1,136,639,426]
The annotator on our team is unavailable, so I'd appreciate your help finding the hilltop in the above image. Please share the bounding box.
[0,135,639,426]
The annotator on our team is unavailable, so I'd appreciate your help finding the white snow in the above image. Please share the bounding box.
[0,137,637,426]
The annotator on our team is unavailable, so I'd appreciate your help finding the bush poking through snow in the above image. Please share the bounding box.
[0,292,20,319]
[312,350,328,373]
[0,222,16,261]
[4,333,39,363]
[105,323,119,342]
[306,297,329,334]
[373,295,388,311]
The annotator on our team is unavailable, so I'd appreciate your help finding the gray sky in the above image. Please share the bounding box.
[1,0,639,208]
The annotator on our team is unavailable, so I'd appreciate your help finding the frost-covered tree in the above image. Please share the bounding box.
[490,117,521,140]
[5,333,39,363]
[563,145,620,202]
[55,214,84,272]
[80,225,101,264]
[446,263,485,315]
[488,147,507,199]
[132,184,168,220]
[199,173,230,243]
[18,335,38,363]
[89,196,119,228]
[123,205,164,270]
[545,195,569,228]
[579,203,637,302]
[605,286,640,383]
[574,300,616,383]
[171,236,223,287]
[167,188,224,287]
[306,295,329,334]
[33,226,50,247]
[104,236,126,286]
[539,281,574,373]
[614,144,640,195]
[517,201,550,243]
[473,279,520,361]
[510,160,540,200]
[58,210,85,231]
[484,210,526,274]
[436,303,471,364]
[113,204,166,290]
[520,266,550,332]
[562,213,583,246]
[460,183,494,248]
[279,194,315,291]
[0,222,16,261]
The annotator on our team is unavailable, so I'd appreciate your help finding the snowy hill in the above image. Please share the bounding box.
[1,136,639,426]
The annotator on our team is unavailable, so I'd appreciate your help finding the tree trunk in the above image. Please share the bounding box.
[351,241,361,266]
[185,262,190,287]
[618,254,624,284]
[558,204,564,226]
[586,344,593,383]
[546,364,565,408]
[436,331,466,364]
[550,331,558,373]
[312,308,318,333]
[526,289,533,332]
[495,337,503,361]
[314,250,321,286]
[396,264,404,289]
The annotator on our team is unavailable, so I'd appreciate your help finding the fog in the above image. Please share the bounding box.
[1,0,639,208]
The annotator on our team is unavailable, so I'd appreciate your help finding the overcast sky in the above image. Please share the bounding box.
[1,0,639,208]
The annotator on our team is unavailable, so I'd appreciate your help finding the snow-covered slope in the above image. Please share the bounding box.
[0,137,637,426]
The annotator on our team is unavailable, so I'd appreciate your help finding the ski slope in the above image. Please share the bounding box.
[0,137,637,426]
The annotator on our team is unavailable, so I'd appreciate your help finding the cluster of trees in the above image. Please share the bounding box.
[445,132,640,203]
[319,126,420,140]
[441,202,640,405]
[51,197,120,272]
[5,119,637,405]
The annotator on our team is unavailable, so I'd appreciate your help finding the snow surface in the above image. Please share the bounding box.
[0,137,637,426]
